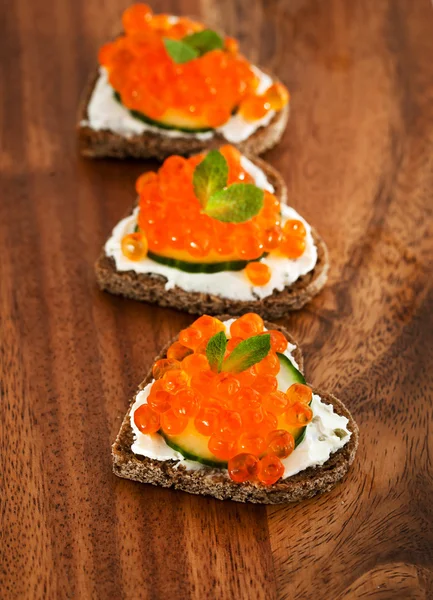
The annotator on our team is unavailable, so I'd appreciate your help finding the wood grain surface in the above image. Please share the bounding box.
[1,0,432,598]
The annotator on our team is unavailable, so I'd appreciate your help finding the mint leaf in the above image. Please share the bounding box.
[183,29,224,54]
[193,150,228,206]
[163,38,199,64]
[206,331,227,373]
[221,334,271,373]
[204,183,264,223]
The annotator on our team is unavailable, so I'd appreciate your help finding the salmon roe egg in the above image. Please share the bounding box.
[166,341,192,361]
[283,219,306,238]
[233,387,262,411]
[279,235,306,259]
[245,262,271,286]
[265,330,288,353]
[252,374,278,396]
[214,373,241,400]
[190,370,217,395]
[135,170,158,194]
[264,83,290,111]
[237,432,266,456]
[133,404,160,434]
[286,383,313,405]
[152,358,180,380]
[230,313,264,339]
[208,435,237,460]
[191,315,225,338]
[241,406,265,431]
[147,380,172,414]
[254,351,280,376]
[239,94,271,121]
[228,453,259,482]
[266,430,295,459]
[262,391,289,416]
[179,327,203,350]
[163,367,188,388]
[181,353,209,377]
[282,402,313,427]
[171,388,200,417]
[160,409,188,435]
[259,411,278,437]
[122,3,153,34]
[218,410,243,441]
[194,406,221,436]
[257,454,284,485]
[121,232,148,261]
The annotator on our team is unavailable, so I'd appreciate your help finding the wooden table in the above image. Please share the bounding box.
[1,0,432,598]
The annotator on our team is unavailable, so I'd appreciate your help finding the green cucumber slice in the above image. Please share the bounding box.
[114,91,214,133]
[276,353,308,447]
[147,250,267,273]
[161,353,309,465]
[161,424,227,468]
[276,352,305,389]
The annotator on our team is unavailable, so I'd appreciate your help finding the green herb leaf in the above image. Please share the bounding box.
[193,150,229,207]
[206,331,227,373]
[221,334,271,373]
[204,183,264,223]
[183,29,224,54]
[163,38,199,64]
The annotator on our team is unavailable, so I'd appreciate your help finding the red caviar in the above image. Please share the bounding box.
[99,5,288,128]
[139,314,314,486]
[123,146,308,269]
[228,453,259,482]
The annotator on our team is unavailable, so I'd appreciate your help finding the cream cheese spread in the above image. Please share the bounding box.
[82,66,276,143]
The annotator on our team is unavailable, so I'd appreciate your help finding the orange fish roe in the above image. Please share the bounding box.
[121,232,148,261]
[121,146,307,271]
[98,5,288,128]
[245,261,271,286]
[140,314,314,486]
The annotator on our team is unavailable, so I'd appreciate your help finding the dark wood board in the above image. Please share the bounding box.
[1,0,432,598]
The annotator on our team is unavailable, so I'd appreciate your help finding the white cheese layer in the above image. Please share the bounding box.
[82,66,276,143]
[129,319,351,478]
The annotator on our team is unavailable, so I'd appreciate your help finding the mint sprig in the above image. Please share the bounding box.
[183,29,224,54]
[163,38,199,64]
[221,334,271,373]
[206,331,227,373]
[193,150,228,207]
[204,183,264,223]
[164,28,224,64]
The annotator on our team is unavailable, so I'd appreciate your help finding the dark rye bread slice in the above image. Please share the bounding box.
[112,321,359,505]
[77,69,289,160]
[94,155,329,319]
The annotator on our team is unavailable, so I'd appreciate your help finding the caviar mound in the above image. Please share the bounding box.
[132,314,315,486]
[98,3,289,130]
[121,145,310,285]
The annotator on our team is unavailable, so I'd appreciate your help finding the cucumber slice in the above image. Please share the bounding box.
[161,353,309,465]
[161,422,227,468]
[276,352,305,389]
[114,92,214,133]
[148,250,267,274]
[276,353,308,447]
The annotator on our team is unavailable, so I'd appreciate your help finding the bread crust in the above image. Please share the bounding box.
[77,69,289,159]
[94,155,329,318]
[112,322,359,505]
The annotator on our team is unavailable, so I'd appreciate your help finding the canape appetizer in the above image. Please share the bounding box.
[95,145,328,318]
[78,4,289,159]
[112,314,358,504]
